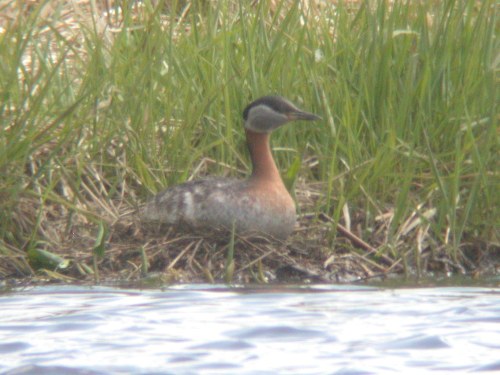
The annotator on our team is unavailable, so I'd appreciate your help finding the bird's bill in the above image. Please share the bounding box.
[288,111,321,121]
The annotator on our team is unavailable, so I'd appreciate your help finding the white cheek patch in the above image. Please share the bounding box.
[246,105,287,132]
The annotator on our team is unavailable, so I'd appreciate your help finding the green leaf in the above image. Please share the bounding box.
[93,221,108,258]
[283,154,302,192]
[27,248,70,270]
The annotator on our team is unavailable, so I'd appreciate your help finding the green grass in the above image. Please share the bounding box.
[0,0,498,278]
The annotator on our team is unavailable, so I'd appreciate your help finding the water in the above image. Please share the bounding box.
[1,284,499,374]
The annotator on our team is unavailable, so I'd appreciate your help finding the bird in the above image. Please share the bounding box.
[140,95,320,240]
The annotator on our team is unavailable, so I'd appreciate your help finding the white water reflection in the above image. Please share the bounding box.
[0,285,499,374]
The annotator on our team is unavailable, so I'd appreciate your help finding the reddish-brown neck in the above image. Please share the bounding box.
[245,129,283,183]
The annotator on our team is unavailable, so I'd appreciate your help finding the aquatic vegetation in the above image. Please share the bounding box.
[0,0,497,283]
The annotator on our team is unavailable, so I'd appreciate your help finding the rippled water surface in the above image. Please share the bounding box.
[1,284,499,374]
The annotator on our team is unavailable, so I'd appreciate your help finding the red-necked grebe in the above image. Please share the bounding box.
[141,95,320,239]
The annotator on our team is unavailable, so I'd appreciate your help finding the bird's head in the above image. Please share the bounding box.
[243,96,320,133]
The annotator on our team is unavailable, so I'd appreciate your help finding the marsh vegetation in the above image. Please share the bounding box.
[0,0,498,284]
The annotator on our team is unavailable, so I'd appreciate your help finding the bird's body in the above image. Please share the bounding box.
[142,176,296,239]
[141,96,319,240]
